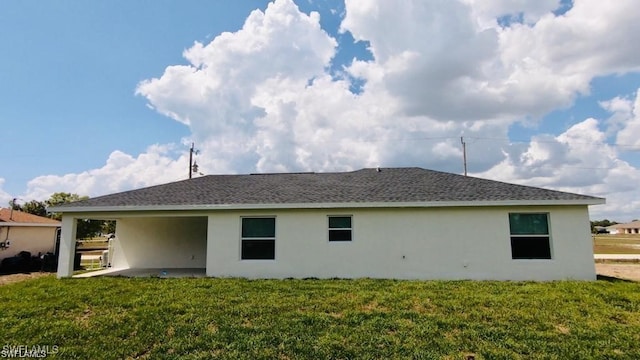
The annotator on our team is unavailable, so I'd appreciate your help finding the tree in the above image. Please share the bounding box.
[45,192,89,221]
[102,220,116,235]
[7,199,49,217]
[76,219,105,240]
[20,200,48,217]
[590,219,620,234]
[46,192,88,207]
[8,199,22,211]
[45,192,102,239]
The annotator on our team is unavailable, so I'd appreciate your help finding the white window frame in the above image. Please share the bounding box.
[508,212,552,260]
[240,216,276,260]
[328,215,353,242]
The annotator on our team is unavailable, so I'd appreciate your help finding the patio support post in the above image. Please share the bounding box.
[57,215,77,278]
[206,215,214,277]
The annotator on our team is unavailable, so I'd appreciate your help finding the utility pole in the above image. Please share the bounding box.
[461,137,467,177]
[9,198,16,220]
[189,143,198,179]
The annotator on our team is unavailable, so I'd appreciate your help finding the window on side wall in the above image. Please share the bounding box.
[328,216,352,242]
[241,217,275,260]
[509,213,551,259]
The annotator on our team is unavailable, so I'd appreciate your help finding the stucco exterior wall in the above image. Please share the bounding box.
[113,217,207,269]
[205,205,595,280]
[0,226,58,261]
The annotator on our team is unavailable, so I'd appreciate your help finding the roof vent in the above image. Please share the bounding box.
[376,167,381,172]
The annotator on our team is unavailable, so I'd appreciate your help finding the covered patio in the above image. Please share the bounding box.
[58,214,210,278]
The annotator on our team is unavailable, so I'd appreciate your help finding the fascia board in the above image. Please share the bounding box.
[49,198,606,214]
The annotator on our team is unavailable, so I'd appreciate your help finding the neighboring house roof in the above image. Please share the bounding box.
[614,220,640,229]
[0,208,60,225]
[49,168,605,213]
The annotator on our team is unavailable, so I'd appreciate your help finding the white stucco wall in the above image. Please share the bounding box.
[112,217,207,269]
[0,226,58,261]
[206,205,596,280]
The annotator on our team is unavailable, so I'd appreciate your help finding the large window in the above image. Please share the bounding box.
[241,217,275,260]
[328,216,352,241]
[509,213,551,259]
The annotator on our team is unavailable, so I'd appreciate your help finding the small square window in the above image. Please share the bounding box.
[329,216,352,241]
[509,213,551,259]
[241,217,275,260]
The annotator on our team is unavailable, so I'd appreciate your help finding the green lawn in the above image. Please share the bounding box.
[1,276,639,359]
[593,234,640,254]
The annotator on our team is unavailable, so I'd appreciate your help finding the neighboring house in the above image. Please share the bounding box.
[50,167,605,281]
[0,208,61,261]
[608,221,640,235]
[606,224,624,235]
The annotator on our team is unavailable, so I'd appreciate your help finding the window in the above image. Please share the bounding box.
[329,216,352,241]
[241,217,275,260]
[509,213,551,259]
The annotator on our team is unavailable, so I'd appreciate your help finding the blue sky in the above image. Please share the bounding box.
[1,0,639,220]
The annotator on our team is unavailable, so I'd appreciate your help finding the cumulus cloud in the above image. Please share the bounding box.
[464,0,561,26]
[136,0,337,173]
[23,145,187,201]
[14,0,640,221]
[0,179,13,207]
[343,0,640,121]
[477,117,640,220]
[603,88,640,149]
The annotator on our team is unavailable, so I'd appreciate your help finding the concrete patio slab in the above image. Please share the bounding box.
[73,268,206,278]
[594,254,640,260]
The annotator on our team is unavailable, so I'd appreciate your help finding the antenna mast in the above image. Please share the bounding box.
[461,137,467,176]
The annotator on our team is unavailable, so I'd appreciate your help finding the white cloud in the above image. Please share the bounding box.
[464,0,561,26]
[477,118,640,220]
[23,144,187,201]
[342,0,640,121]
[0,179,13,207]
[605,88,640,149]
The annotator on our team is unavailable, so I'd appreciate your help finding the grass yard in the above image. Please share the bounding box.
[593,234,640,254]
[1,276,639,359]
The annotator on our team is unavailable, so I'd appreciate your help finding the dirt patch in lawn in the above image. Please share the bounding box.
[1,266,638,284]
[0,272,52,286]
[596,263,640,282]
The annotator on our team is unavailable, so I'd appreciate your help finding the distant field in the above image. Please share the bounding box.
[593,234,640,254]
[1,277,640,359]
[76,238,110,269]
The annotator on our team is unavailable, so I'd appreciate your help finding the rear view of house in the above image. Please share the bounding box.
[50,168,605,281]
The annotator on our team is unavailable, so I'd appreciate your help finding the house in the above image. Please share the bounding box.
[0,208,61,261]
[608,220,640,235]
[606,224,623,235]
[50,167,605,281]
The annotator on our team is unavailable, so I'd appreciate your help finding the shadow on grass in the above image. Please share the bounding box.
[596,274,636,283]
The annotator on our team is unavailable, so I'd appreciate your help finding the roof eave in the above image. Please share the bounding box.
[0,222,61,227]
[49,198,606,214]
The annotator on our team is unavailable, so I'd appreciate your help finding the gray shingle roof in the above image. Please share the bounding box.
[51,168,603,211]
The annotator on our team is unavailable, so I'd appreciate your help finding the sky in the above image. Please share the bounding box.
[1,0,639,221]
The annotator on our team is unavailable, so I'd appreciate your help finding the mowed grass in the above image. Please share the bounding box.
[1,276,640,359]
[593,234,640,254]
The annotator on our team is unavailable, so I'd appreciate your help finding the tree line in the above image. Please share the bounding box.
[9,192,115,239]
